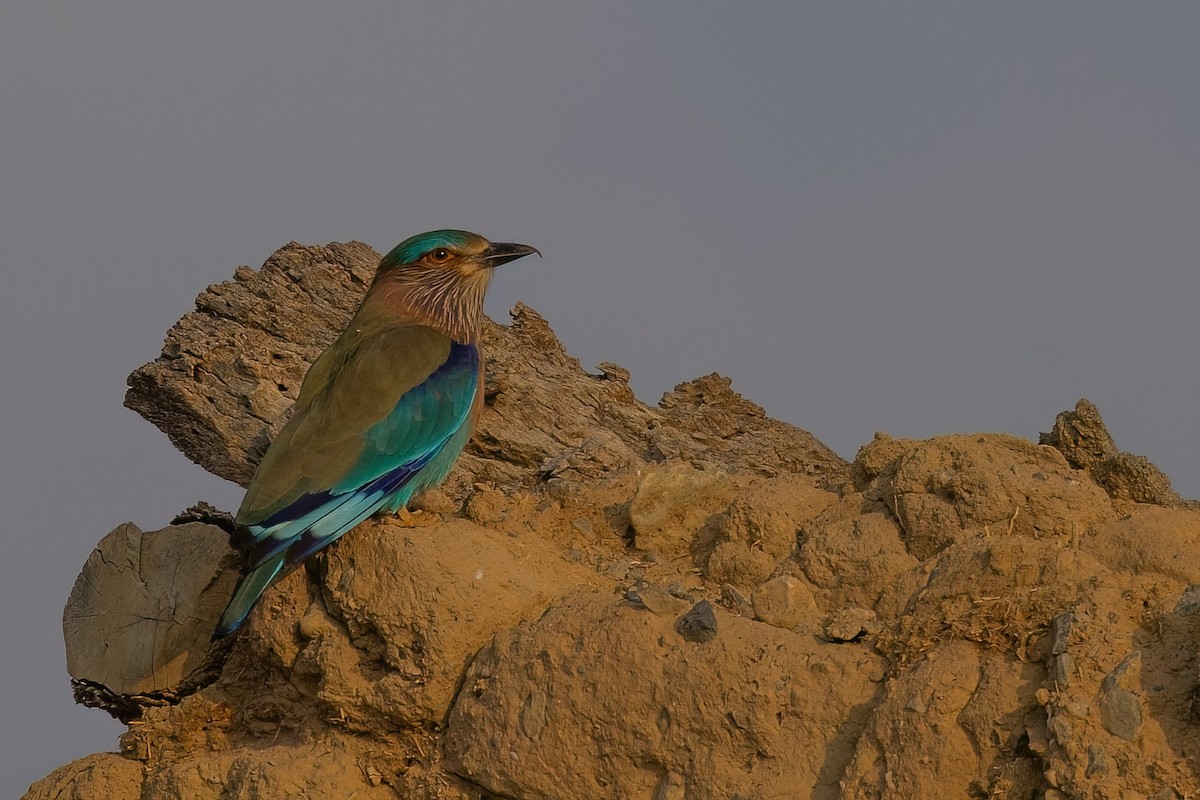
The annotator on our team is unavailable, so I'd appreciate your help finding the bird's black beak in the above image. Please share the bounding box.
[483,242,540,267]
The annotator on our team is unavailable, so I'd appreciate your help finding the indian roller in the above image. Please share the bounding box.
[214,230,539,637]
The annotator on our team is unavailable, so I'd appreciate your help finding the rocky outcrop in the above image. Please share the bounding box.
[27,243,1200,800]
[1040,398,1183,508]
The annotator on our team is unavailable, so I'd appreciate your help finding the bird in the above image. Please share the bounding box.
[214,229,539,637]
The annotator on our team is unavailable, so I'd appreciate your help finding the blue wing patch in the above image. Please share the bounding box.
[234,342,479,569]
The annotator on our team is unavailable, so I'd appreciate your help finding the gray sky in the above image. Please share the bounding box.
[3,3,1198,794]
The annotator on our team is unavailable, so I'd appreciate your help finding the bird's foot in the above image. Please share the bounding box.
[392,508,441,528]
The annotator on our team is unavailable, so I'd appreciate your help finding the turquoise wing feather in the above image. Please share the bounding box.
[245,340,479,566]
[215,331,480,636]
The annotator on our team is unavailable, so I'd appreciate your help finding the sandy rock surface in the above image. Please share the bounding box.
[27,242,1200,800]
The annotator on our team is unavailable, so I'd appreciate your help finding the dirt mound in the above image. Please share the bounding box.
[26,243,1200,799]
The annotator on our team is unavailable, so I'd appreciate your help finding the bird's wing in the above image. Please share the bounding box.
[234,324,479,568]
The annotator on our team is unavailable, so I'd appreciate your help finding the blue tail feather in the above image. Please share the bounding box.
[216,452,439,637]
[213,553,286,638]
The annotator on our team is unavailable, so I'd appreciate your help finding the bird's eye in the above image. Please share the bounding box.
[427,248,453,264]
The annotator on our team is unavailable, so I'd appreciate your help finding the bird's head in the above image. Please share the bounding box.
[377,229,539,283]
[368,229,539,341]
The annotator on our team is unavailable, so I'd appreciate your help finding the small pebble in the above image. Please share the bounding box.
[666,582,692,601]
[1085,744,1107,778]
[720,584,753,617]
[603,560,629,580]
[676,600,718,643]
[629,585,688,615]
[297,605,332,640]
[1099,686,1142,741]
[1050,611,1074,655]
[751,575,816,630]
[823,608,880,642]
[1175,584,1200,615]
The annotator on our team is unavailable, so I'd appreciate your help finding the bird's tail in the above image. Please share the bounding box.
[213,553,287,638]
